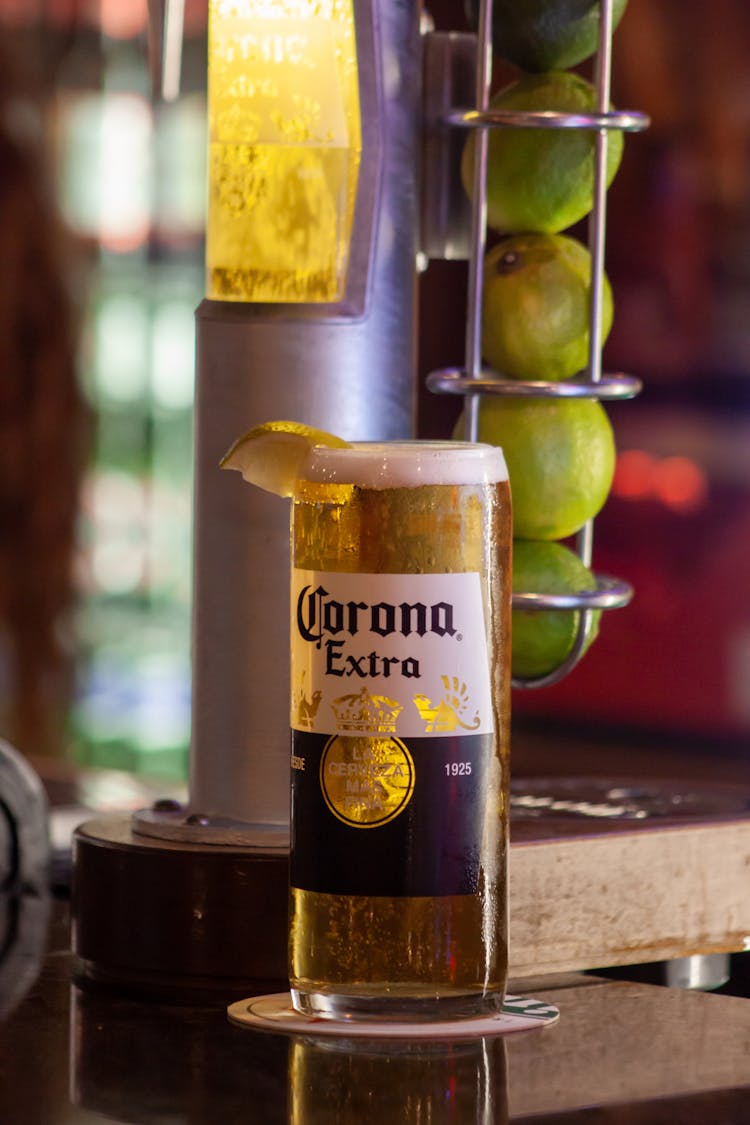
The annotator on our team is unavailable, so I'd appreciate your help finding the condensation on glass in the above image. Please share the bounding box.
[288,441,512,1021]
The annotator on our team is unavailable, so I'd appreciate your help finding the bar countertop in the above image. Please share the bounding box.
[1,902,750,1124]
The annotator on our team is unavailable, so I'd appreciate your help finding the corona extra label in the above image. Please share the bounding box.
[291,568,495,895]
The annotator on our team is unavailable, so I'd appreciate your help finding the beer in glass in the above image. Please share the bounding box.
[289,441,511,1020]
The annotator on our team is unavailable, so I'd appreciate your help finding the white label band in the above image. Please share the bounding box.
[291,569,494,739]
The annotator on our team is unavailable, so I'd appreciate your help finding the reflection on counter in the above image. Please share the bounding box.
[71,983,289,1125]
[288,1036,507,1125]
[74,996,510,1125]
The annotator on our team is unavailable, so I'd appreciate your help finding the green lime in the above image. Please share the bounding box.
[482,232,612,381]
[455,396,615,539]
[512,539,601,678]
[465,0,628,72]
[462,71,624,235]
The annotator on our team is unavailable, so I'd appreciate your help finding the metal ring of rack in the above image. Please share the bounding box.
[444,108,649,133]
[513,575,633,612]
[426,369,642,400]
[510,576,633,689]
[430,0,647,689]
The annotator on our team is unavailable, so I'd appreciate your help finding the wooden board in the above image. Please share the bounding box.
[509,778,750,977]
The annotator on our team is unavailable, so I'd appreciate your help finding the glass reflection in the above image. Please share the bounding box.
[288,1033,508,1125]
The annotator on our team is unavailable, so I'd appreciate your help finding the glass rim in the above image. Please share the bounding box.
[300,440,508,488]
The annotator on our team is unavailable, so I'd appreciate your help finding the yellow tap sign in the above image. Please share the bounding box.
[207,0,362,303]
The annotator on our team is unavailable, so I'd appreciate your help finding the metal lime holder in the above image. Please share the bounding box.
[425,0,650,689]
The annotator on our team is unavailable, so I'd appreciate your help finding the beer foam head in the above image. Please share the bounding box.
[300,441,508,488]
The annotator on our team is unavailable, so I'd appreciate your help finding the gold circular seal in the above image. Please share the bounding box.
[319,735,415,828]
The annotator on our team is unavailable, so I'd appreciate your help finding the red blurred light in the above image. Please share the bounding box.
[100,0,147,39]
[99,225,150,253]
[654,455,708,512]
[612,449,708,513]
[612,449,655,499]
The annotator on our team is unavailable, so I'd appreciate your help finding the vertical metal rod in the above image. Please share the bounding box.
[463,0,493,443]
[578,0,614,567]
[162,0,185,102]
[588,0,614,380]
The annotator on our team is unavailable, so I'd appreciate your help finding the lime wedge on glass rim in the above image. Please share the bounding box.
[220,420,351,497]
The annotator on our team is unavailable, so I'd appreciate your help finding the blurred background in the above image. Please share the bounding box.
[0,0,208,779]
[0,0,749,782]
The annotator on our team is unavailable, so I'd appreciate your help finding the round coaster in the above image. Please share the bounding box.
[227,992,559,1040]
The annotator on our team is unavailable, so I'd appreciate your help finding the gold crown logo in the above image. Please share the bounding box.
[331,688,403,734]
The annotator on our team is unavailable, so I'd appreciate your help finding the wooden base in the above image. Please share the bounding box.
[72,816,288,999]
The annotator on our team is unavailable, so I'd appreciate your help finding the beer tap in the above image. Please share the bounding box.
[74,0,421,995]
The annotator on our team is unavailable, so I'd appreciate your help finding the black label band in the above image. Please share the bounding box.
[291,730,492,897]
